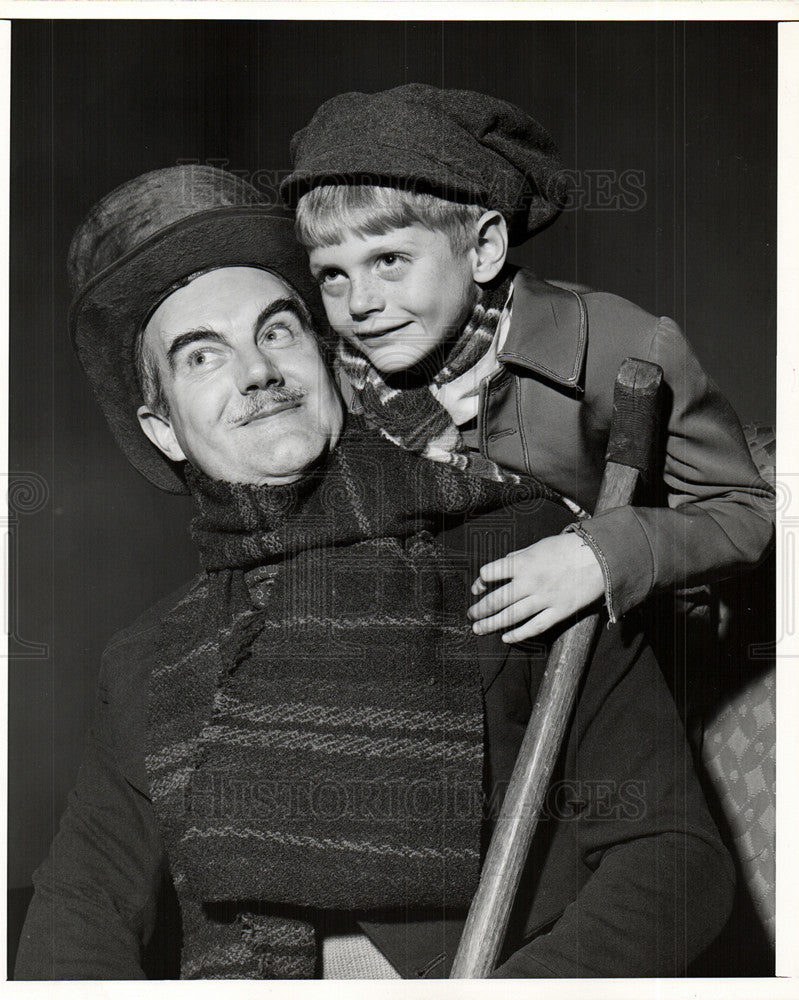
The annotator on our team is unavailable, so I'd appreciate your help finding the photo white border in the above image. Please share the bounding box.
[0,4,795,999]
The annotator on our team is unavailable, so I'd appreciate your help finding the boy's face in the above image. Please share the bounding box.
[308,224,478,374]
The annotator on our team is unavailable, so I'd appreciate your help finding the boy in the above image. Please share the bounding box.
[281,83,774,640]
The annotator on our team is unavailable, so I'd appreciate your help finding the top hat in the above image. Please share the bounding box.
[69,164,323,493]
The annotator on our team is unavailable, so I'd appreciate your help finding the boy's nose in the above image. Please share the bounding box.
[347,274,384,319]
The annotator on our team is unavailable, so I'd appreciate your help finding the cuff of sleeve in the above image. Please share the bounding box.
[566,506,656,621]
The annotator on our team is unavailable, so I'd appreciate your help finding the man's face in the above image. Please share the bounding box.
[308,224,479,374]
[137,266,343,485]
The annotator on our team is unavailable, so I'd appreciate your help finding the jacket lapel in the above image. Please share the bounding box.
[499,271,588,391]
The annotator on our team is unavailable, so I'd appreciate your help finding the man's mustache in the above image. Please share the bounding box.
[229,386,306,425]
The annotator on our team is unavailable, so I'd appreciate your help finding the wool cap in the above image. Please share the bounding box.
[281,83,567,243]
[68,164,324,494]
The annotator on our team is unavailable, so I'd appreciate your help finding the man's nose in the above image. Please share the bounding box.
[234,346,283,394]
[347,273,385,319]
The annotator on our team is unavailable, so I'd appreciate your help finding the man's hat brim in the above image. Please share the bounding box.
[70,207,323,494]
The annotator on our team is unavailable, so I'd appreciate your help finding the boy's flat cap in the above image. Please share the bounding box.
[282,83,567,243]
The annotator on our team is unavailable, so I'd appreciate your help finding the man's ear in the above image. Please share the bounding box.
[137,405,187,463]
[469,211,509,283]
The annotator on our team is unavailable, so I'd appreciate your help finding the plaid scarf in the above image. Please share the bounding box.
[338,275,517,482]
[144,421,542,979]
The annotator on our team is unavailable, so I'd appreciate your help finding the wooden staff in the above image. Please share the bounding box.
[450,357,663,979]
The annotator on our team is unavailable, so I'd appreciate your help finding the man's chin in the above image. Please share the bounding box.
[241,431,335,487]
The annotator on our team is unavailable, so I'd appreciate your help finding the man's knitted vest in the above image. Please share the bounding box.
[144,421,554,978]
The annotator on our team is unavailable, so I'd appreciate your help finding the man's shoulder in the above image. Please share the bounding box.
[102,574,207,666]
[94,574,208,795]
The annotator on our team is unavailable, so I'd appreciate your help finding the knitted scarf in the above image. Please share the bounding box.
[144,421,547,979]
[338,275,516,482]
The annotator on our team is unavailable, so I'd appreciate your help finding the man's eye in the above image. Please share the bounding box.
[182,345,223,371]
[261,324,295,345]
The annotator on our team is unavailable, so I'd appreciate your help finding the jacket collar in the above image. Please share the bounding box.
[498,269,588,391]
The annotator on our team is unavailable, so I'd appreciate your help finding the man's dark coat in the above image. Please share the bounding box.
[15,499,734,979]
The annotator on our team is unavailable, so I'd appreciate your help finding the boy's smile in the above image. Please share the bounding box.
[309,224,480,374]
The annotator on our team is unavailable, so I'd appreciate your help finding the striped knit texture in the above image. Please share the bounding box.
[144,423,547,978]
[338,275,518,483]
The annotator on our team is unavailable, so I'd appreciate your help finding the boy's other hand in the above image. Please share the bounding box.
[468,533,605,642]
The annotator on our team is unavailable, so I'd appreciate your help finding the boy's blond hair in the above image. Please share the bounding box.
[294,184,486,254]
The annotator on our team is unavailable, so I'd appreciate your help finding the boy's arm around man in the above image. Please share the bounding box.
[420,504,736,978]
[479,271,774,623]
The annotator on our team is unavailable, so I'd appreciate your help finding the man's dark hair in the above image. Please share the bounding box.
[134,327,170,417]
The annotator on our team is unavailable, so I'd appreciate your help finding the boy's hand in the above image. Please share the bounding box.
[468,533,605,642]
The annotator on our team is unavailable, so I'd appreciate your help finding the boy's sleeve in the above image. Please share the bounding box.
[491,626,735,978]
[14,652,167,980]
[572,314,774,621]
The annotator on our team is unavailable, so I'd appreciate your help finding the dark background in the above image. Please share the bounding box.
[8,13,776,923]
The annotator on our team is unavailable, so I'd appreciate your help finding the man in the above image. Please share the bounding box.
[15,165,733,980]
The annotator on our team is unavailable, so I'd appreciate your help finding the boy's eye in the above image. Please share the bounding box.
[377,253,405,268]
[374,253,411,279]
[317,268,345,286]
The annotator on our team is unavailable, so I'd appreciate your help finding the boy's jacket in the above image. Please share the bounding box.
[476,270,773,621]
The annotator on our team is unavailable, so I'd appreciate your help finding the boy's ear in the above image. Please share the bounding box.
[469,211,509,283]
[137,405,187,464]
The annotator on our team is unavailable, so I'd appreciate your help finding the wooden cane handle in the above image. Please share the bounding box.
[449,358,663,979]
[606,358,663,475]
